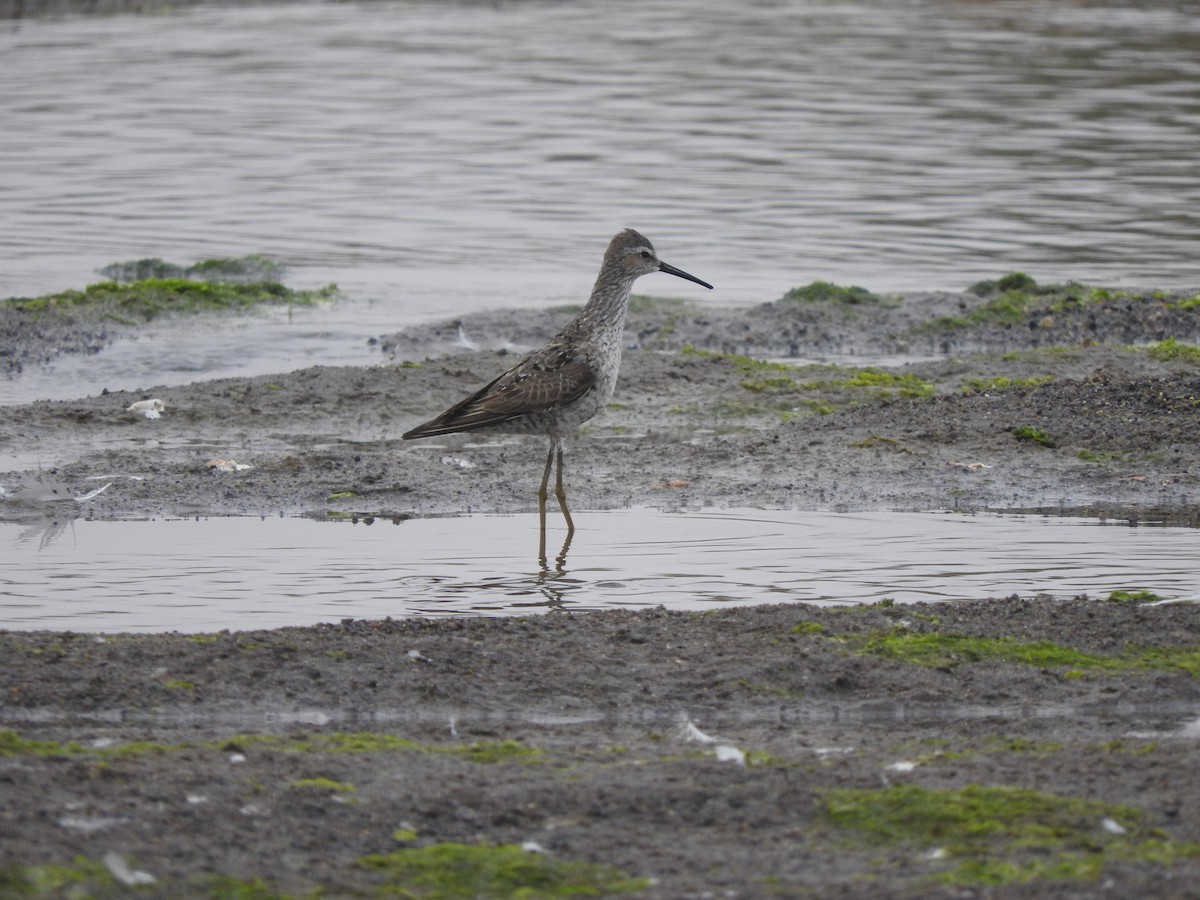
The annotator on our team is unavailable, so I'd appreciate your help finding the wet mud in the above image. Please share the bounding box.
[4,285,1199,524]
[2,283,1200,896]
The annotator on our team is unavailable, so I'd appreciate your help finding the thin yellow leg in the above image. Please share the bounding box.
[554,446,574,537]
[537,446,554,564]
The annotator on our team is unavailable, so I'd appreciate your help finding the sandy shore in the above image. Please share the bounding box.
[2,280,1200,896]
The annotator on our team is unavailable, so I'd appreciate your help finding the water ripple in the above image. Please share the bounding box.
[1,509,1196,632]
[2,0,1198,312]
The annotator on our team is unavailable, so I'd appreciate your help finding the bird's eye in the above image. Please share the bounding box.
[639,250,652,259]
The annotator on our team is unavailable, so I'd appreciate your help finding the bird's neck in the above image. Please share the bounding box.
[581,268,636,325]
[556,266,637,349]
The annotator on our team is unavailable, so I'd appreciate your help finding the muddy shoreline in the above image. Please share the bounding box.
[3,283,1199,523]
[3,599,1200,897]
[2,282,1200,896]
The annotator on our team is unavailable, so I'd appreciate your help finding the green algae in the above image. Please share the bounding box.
[839,368,934,398]
[0,859,297,899]
[4,274,338,321]
[0,730,90,756]
[960,375,1054,394]
[822,783,1199,886]
[981,736,1064,755]
[790,621,827,636]
[926,293,1029,331]
[969,273,1093,303]
[1094,738,1159,755]
[888,735,1062,766]
[678,348,934,412]
[1077,449,1122,462]
[1143,337,1200,363]
[0,846,647,900]
[925,273,1110,332]
[1107,589,1160,603]
[797,366,934,400]
[681,345,797,379]
[1010,425,1056,447]
[0,729,540,764]
[229,733,540,763]
[840,629,1200,677]
[358,841,648,897]
[290,777,356,793]
[783,280,890,306]
[849,435,911,452]
[0,856,117,897]
[452,739,541,764]
[739,375,799,393]
[931,276,1200,339]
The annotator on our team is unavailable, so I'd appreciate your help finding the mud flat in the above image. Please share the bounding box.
[2,276,1200,896]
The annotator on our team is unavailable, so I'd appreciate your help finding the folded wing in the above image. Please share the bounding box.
[402,342,596,438]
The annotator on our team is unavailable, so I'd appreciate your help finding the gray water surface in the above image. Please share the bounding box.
[4,0,1198,307]
[3,509,1196,632]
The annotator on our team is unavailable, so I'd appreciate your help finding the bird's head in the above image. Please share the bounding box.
[605,229,712,289]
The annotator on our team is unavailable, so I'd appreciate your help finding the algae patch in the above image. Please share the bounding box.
[1,858,320,898]
[0,844,651,899]
[1010,425,1057,448]
[823,783,1199,885]
[681,344,797,382]
[227,733,541,763]
[835,368,934,399]
[783,280,892,307]
[679,346,934,410]
[961,375,1054,394]
[0,729,540,764]
[839,630,1200,677]
[1107,589,1160,603]
[4,261,338,322]
[290,777,357,793]
[0,856,118,898]
[790,621,828,636]
[0,730,85,757]
[922,273,1120,333]
[1143,337,1200,364]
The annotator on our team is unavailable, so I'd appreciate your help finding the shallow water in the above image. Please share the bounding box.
[4,0,1199,314]
[0,301,388,405]
[2,509,1195,632]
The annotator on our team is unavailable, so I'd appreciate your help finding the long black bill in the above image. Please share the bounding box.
[659,260,713,290]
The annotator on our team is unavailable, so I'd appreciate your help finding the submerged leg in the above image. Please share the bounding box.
[553,527,574,573]
[554,446,575,537]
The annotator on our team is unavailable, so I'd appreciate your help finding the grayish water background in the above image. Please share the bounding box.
[3,0,1198,317]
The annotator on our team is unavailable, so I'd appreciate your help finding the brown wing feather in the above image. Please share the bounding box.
[402,343,595,438]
